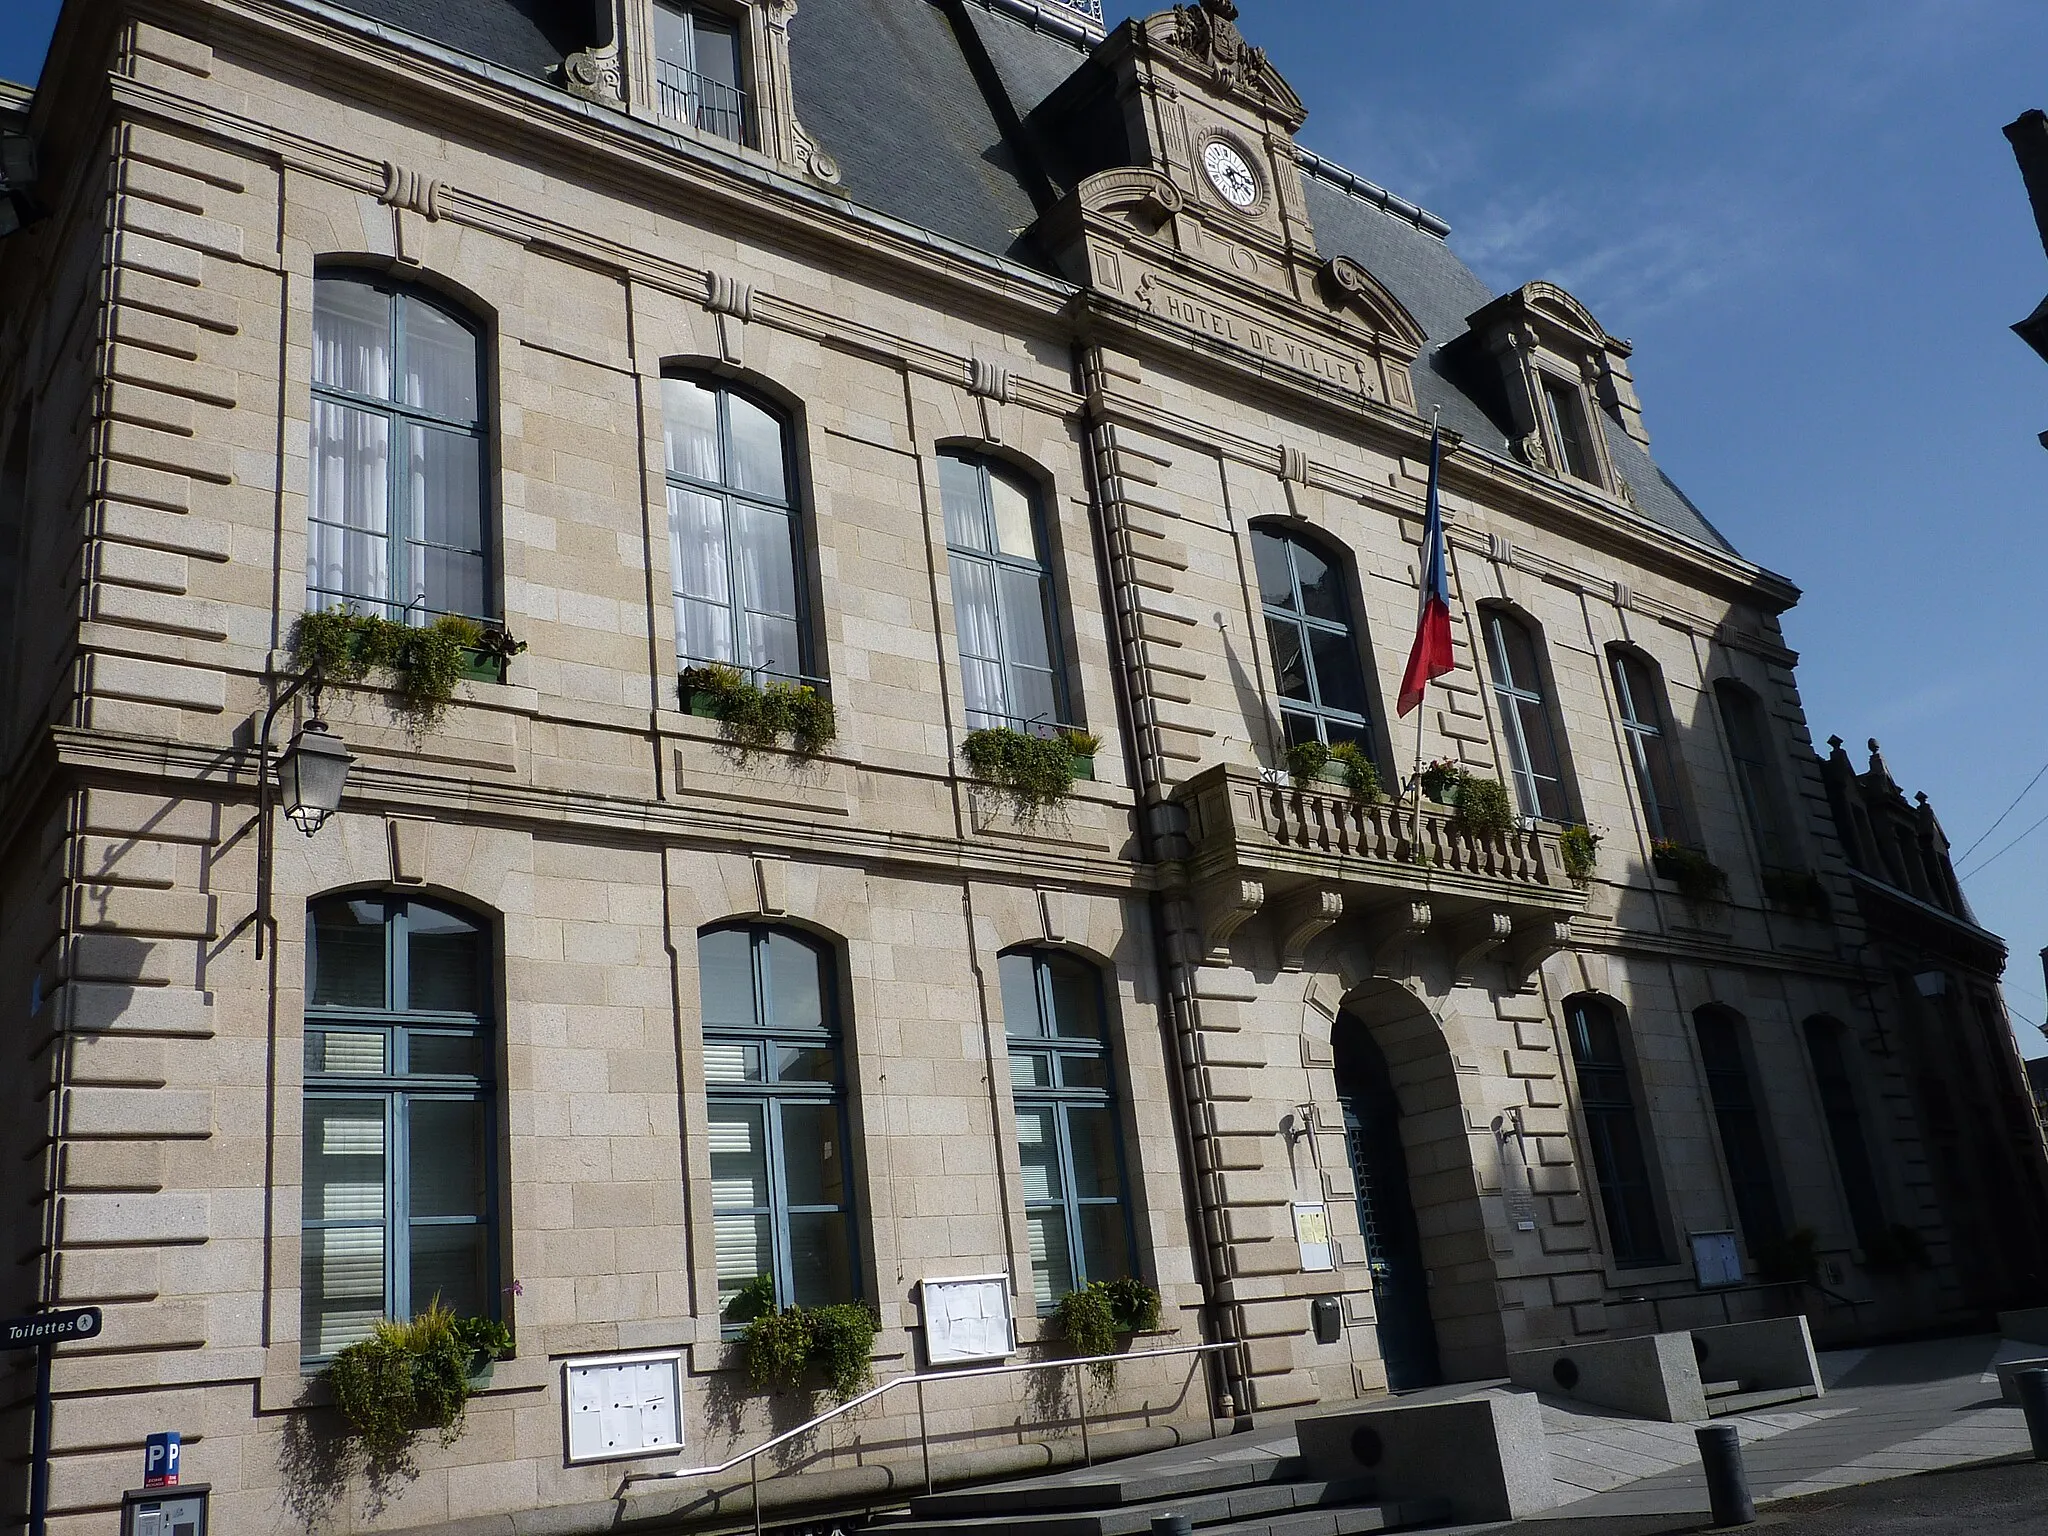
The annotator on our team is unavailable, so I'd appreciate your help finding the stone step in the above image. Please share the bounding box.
[1194,1496,1456,1536]
[906,1456,1298,1518]
[881,1475,1377,1536]
[1706,1384,1819,1416]
[1703,1379,1745,1397]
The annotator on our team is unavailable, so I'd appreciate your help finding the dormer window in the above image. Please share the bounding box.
[654,1,747,144]
[1541,376,1596,484]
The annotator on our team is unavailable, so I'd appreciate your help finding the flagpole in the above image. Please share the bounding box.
[1409,407,1441,862]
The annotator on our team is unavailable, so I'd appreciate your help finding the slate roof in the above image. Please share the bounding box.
[316,0,1736,556]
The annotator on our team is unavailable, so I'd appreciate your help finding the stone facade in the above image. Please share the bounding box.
[0,0,2043,1531]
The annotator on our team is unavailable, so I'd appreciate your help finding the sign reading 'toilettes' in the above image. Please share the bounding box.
[0,1307,103,1349]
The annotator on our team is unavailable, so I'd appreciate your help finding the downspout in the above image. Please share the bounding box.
[1074,337,1244,1422]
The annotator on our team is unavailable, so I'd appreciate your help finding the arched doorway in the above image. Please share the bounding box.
[1335,1021,1442,1389]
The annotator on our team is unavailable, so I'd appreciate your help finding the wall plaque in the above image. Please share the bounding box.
[918,1273,1015,1366]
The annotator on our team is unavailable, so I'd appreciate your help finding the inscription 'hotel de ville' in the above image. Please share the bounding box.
[0,0,2041,1530]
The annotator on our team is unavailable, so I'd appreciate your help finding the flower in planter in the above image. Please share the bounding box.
[1283,739,1331,786]
[737,1298,878,1401]
[323,1302,512,1458]
[962,726,1085,816]
[291,608,503,731]
[1327,742,1381,801]
[683,663,837,762]
[1651,840,1730,904]
[1560,824,1601,885]
[1047,1276,1162,1388]
[1417,757,1461,803]
[1448,774,1514,838]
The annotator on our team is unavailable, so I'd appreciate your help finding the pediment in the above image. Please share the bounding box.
[1469,281,1613,354]
[1142,3,1307,130]
[1317,256,1428,355]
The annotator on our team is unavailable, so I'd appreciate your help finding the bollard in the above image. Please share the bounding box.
[2018,1368,2048,1461]
[1150,1517,1193,1536]
[1696,1423,1756,1527]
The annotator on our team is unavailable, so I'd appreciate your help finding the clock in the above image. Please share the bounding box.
[1202,140,1260,210]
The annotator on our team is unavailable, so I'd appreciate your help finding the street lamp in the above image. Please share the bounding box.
[278,719,352,835]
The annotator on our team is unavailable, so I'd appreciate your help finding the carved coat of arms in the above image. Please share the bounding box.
[1170,0,1272,96]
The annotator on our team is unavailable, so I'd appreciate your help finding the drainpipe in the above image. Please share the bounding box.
[1075,337,1244,1422]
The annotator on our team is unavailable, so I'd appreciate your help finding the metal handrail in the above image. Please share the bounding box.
[619,1339,1238,1534]
[656,59,747,143]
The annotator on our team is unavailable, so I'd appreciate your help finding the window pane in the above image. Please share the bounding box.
[1016,1106,1063,1202]
[1007,667,1060,736]
[305,1098,386,1221]
[1077,1204,1131,1290]
[662,377,720,483]
[1639,732,1687,838]
[1267,617,1309,701]
[303,1225,385,1356]
[691,12,741,93]
[699,929,756,1029]
[703,1040,762,1083]
[1009,1051,1052,1089]
[949,556,1001,663]
[400,296,478,422]
[409,1222,488,1319]
[307,402,391,610]
[1043,956,1103,1040]
[307,1029,386,1076]
[1026,1209,1073,1307]
[1250,529,1293,611]
[961,658,1007,730]
[1615,654,1657,729]
[310,899,387,1008]
[987,469,1038,560]
[408,905,482,1013]
[774,1043,836,1084]
[679,597,735,667]
[715,1215,773,1317]
[1491,615,1541,695]
[779,1101,846,1209]
[314,277,393,400]
[732,502,797,619]
[1065,1106,1121,1198]
[786,1210,854,1308]
[1058,1052,1110,1091]
[1307,627,1368,716]
[1292,541,1345,623]
[765,932,825,1031]
[727,393,787,502]
[940,455,988,552]
[996,566,1055,673]
[740,613,803,680]
[669,487,729,602]
[653,0,690,69]
[999,951,1043,1039]
[409,1098,486,1219]
[407,1032,482,1077]
[406,426,484,619]
[708,1102,770,1210]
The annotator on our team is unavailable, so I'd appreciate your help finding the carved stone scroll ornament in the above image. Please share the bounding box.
[1504,918,1573,991]
[563,41,623,103]
[792,116,842,186]
[1449,910,1514,985]
[1341,899,1430,980]
[1192,875,1265,964]
[1274,886,1343,972]
[1514,431,1551,473]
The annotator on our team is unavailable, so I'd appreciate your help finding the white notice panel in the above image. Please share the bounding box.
[564,1351,684,1464]
[1294,1203,1333,1272]
[918,1274,1015,1366]
[1691,1230,1743,1290]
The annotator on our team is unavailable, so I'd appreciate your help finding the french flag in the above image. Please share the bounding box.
[1397,426,1453,716]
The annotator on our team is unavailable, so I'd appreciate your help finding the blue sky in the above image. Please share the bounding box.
[6,3,2047,1049]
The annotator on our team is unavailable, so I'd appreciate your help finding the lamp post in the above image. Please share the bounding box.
[255,672,351,957]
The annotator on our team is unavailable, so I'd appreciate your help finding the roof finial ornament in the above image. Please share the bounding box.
[1867,737,1891,782]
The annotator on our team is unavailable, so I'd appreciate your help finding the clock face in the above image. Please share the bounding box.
[1202,140,1260,210]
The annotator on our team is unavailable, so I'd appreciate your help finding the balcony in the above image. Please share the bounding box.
[1169,763,1585,980]
[656,60,747,144]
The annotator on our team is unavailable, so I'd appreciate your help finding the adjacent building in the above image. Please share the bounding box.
[1,0,2043,1530]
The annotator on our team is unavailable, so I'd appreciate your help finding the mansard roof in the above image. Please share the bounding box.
[313,0,1736,557]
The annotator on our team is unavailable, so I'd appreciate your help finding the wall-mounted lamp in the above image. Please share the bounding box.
[1913,970,1949,999]
[254,670,350,958]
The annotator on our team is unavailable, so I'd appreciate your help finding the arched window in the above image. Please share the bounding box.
[309,271,489,622]
[699,925,856,1318]
[1252,524,1376,752]
[998,950,1133,1308]
[665,376,812,683]
[1802,1017,1888,1248]
[1609,648,1687,844]
[1565,995,1667,1267]
[1693,1008,1784,1255]
[1483,609,1569,819]
[1715,682,1794,869]
[302,896,496,1360]
[941,452,1070,733]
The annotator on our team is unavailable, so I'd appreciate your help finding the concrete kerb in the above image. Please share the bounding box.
[1293,1387,1555,1523]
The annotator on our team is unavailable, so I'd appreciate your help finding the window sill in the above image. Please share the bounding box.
[260,1351,547,1411]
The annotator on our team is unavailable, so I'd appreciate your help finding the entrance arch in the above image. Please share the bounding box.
[1333,979,1505,1386]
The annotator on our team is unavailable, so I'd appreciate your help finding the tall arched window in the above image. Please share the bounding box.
[1693,1007,1784,1255]
[302,896,496,1360]
[309,272,489,622]
[1483,609,1569,820]
[941,452,1070,734]
[1803,1017,1888,1248]
[665,376,811,683]
[1252,524,1375,752]
[1565,995,1667,1267]
[1715,682,1794,869]
[699,925,856,1318]
[998,949,1133,1308]
[1609,648,1687,843]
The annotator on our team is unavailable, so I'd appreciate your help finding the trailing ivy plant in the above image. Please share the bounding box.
[682,663,837,761]
[1651,840,1730,904]
[1283,739,1331,786]
[1449,775,1515,839]
[292,608,521,731]
[1559,824,1601,886]
[323,1302,511,1460]
[737,1298,878,1401]
[726,1273,777,1325]
[1327,742,1381,802]
[1761,867,1831,919]
[961,726,1091,816]
[1048,1277,1163,1388]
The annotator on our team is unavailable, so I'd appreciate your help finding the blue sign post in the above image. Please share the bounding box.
[144,1432,181,1488]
